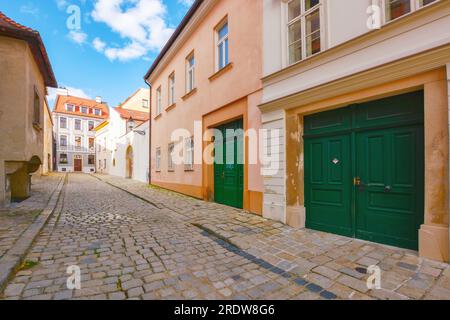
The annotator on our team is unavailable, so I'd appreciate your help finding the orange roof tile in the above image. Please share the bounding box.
[53,95,109,119]
[0,11,57,87]
[114,107,150,122]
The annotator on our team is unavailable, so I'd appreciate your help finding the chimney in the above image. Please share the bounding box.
[95,96,102,103]
[57,87,69,96]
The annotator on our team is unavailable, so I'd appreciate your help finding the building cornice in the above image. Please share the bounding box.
[259,44,450,112]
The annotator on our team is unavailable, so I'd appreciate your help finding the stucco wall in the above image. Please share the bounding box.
[110,122,149,183]
[0,35,47,205]
[447,63,450,260]
[120,88,150,112]
[262,1,450,104]
[42,99,53,175]
[53,113,101,173]
[149,0,263,194]
[0,36,45,161]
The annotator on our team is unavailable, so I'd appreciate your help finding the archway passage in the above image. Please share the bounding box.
[126,146,133,179]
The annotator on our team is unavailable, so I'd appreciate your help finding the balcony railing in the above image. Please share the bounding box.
[58,144,95,153]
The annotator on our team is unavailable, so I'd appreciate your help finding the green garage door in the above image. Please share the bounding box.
[214,119,244,209]
[304,91,424,250]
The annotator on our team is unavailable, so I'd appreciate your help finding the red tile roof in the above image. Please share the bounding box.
[53,95,109,119]
[0,11,57,87]
[114,107,150,122]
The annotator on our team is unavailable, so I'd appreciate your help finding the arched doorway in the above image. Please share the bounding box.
[126,146,133,179]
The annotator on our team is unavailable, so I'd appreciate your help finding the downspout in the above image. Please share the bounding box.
[145,78,152,185]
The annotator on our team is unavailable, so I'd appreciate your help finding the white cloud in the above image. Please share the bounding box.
[20,3,40,17]
[47,86,92,108]
[91,0,175,61]
[55,0,69,10]
[178,0,195,7]
[92,37,106,52]
[68,30,88,44]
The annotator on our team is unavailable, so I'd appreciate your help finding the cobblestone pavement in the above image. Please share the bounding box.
[1,174,449,300]
[0,174,63,260]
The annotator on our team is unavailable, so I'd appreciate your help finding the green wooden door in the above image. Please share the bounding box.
[305,134,353,237]
[355,125,424,249]
[304,91,424,250]
[214,119,244,209]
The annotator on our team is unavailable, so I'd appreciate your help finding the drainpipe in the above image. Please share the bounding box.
[145,78,152,185]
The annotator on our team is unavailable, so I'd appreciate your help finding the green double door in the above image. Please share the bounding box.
[214,119,244,209]
[304,91,424,250]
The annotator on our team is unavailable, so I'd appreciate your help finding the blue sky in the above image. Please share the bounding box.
[1,0,193,108]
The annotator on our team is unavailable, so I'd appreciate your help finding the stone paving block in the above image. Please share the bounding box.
[312,266,341,280]
[2,174,449,301]
[337,275,369,294]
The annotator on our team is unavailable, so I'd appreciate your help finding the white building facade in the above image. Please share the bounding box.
[94,88,150,182]
[260,0,449,261]
[53,91,109,173]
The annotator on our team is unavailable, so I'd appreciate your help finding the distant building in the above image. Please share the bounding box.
[53,90,109,173]
[0,11,57,206]
[94,88,150,181]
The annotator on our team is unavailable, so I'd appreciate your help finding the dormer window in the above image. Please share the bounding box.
[81,106,88,114]
[66,104,74,112]
[93,108,101,116]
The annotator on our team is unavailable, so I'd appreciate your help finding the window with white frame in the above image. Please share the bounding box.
[60,117,67,129]
[75,136,82,149]
[216,20,229,71]
[156,147,161,171]
[184,136,194,171]
[384,0,438,22]
[66,104,74,112]
[75,119,82,131]
[93,108,101,116]
[156,86,162,115]
[88,121,95,131]
[142,99,149,108]
[81,106,88,114]
[60,135,67,147]
[168,73,175,106]
[287,0,322,65]
[59,153,68,164]
[186,53,195,93]
[168,143,175,172]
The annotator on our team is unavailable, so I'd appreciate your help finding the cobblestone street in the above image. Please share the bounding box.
[0,173,449,300]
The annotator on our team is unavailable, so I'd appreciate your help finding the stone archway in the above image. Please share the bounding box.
[126,146,133,179]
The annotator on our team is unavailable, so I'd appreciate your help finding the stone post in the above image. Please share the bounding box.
[419,79,450,262]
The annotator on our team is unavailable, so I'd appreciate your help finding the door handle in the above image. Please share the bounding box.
[354,176,362,186]
[384,185,392,193]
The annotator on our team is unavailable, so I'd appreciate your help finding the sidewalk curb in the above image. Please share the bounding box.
[0,174,67,292]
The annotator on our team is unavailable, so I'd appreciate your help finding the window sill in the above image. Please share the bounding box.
[209,62,233,82]
[154,113,162,121]
[181,88,197,101]
[165,103,176,112]
[168,170,175,173]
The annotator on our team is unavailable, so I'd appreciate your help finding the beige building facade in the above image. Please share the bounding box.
[260,0,449,261]
[144,0,264,214]
[0,12,57,206]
